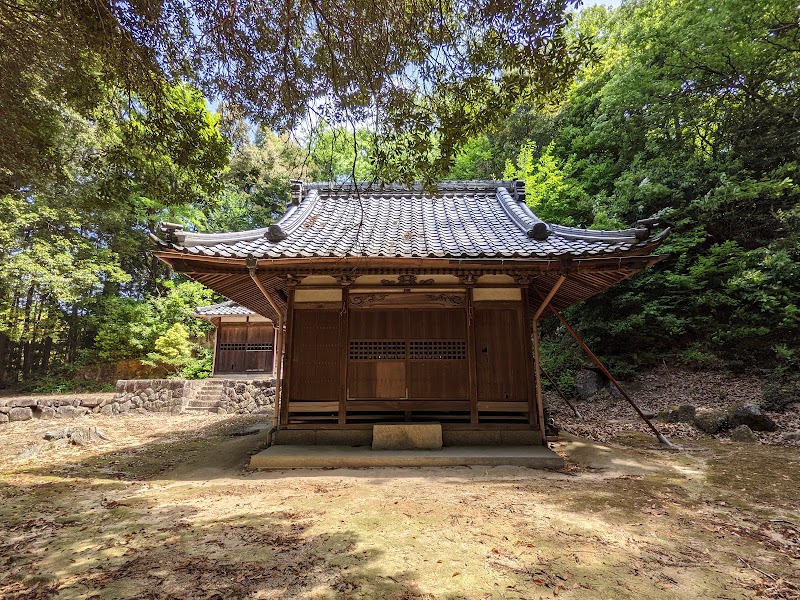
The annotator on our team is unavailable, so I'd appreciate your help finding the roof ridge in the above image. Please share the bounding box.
[306,180,517,193]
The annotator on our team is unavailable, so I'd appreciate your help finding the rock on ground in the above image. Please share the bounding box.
[43,426,109,446]
[730,425,758,443]
[575,369,604,399]
[693,408,728,434]
[729,403,777,432]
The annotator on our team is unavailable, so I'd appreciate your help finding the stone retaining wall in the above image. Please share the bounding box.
[219,380,276,414]
[106,379,203,415]
[0,377,276,424]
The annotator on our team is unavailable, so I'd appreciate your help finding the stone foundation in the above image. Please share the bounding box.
[102,379,204,415]
[0,377,276,424]
[219,380,276,414]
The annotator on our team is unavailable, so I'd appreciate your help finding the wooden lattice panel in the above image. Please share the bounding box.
[409,340,466,360]
[349,340,406,360]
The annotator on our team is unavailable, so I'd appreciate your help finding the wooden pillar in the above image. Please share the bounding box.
[466,288,478,424]
[280,289,296,427]
[210,319,220,376]
[532,318,546,442]
[338,289,349,426]
[272,314,285,429]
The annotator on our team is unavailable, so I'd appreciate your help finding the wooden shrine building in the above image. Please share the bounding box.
[154,181,668,445]
[194,301,276,376]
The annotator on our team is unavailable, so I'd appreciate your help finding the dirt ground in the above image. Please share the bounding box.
[1,406,798,600]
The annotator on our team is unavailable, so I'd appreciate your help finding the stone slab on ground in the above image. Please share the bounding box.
[249,445,565,470]
[372,423,442,450]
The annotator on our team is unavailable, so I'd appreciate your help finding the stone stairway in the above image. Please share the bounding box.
[185,379,225,412]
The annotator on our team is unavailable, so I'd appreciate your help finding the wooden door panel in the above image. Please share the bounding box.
[348,361,406,399]
[474,308,528,403]
[216,324,248,373]
[348,310,406,399]
[245,324,274,372]
[408,310,468,399]
[289,310,340,401]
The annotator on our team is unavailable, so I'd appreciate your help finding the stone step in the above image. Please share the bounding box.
[196,394,224,400]
[188,400,223,408]
[185,405,221,412]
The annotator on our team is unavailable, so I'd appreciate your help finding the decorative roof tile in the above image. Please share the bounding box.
[156,181,669,260]
[194,301,256,317]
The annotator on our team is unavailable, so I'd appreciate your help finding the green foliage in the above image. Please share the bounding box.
[180,347,214,380]
[498,0,800,382]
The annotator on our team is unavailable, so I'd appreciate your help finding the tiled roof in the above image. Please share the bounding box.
[194,301,256,317]
[155,181,669,260]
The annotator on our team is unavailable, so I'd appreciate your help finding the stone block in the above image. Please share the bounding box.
[372,423,442,450]
[0,413,9,423]
[36,406,57,419]
[80,397,103,408]
[56,406,83,418]
[9,407,33,421]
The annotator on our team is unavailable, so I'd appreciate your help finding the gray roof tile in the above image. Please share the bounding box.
[158,181,669,260]
[194,301,256,316]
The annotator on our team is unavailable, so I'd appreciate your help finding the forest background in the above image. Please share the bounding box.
[1,0,797,400]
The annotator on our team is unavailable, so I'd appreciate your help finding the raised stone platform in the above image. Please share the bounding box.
[249,445,564,470]
[272,427,542,447]
[372,423,443,450]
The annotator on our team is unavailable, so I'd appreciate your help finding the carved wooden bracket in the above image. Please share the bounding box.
[334,273,355,286]
[457,273,479,286]
[285,274,303,286]
[381,274,434,286]
[423,294,465,306]
[349,293,389,307]
[512,273,533,286]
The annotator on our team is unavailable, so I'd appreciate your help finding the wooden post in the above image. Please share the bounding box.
[466,288,478,424]
[532,318,546,442]
[338,289,349,426]
[280,289,296,427]
[247,261,288,429]
[210,319,219,376]
[550,308,674,447]
[272,314,285,429]
[530,276,566,441]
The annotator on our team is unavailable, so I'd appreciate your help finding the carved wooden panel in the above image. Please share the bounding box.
[348,292,465,308]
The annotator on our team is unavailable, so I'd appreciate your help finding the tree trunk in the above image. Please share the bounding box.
[20,285,35,380]
[40,336,53,374]
[0,331,8,383]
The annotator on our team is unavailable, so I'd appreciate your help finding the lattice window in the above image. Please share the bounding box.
[219,343,246,351]
[247,343,274,352]
[349,340,406,360]
[409,340,466,360]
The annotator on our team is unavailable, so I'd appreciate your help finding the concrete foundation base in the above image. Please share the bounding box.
[372,423,442,450]
[272,428,543,447]
[249,445,564,470]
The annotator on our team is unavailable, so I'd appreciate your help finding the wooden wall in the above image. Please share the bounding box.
[283,288,537,429]
[215,321,275,375]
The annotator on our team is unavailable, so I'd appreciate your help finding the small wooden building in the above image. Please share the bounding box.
[154,181,668,444]
[194,301,276,376]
